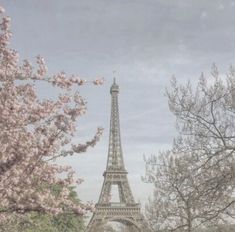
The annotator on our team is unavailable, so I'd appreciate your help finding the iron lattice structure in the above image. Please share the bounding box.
[86,80,149,232]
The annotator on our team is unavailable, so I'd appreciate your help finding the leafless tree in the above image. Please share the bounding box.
[145,65,235,231]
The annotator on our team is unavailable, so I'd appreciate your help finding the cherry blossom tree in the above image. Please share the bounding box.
[0,5,103,221]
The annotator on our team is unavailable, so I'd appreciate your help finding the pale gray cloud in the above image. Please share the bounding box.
[1,0,234,207]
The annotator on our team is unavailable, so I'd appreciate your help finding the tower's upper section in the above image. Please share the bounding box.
[106,79,126,172]
[110,78,119,94]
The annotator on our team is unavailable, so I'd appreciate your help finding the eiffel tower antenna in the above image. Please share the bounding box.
[86,80,149,232]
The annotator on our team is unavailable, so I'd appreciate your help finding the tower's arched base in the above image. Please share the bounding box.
[86,203,151,232]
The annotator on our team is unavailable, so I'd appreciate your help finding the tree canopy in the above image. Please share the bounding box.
[145,65,235,232]
[0,4,103,222]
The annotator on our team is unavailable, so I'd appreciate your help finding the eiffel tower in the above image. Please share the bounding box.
[86,79,149,232]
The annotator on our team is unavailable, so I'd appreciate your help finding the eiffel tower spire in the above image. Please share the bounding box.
[86,80,149,232]
[106,78,125,171]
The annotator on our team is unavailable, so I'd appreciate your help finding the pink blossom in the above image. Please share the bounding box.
[0,4,103,222]
[0,6,5,14]
[93,77,104,85]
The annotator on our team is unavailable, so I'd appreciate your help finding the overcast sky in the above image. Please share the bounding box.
[1,0,235,209]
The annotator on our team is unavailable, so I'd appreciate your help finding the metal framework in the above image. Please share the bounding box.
[86,79,149,232]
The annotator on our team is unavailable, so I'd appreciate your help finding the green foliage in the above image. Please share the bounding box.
[0,211,85,232]
[0,186,85,232]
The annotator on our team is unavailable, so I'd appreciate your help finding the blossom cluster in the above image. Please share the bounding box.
[0,6,103,221]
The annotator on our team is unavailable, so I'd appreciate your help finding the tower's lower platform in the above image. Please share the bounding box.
[86,203,149,232]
